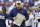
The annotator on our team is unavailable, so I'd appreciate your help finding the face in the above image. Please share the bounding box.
[27,11,31,15]
[24,7,26,9]
[35,5,38,9]
[2,9,6,13]
[26,4,28,7]
[16,3,21,9]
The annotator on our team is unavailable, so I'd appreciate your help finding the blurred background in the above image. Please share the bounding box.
[0,0,40,13]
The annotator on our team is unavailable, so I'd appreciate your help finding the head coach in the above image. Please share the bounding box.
[9,1,29,27]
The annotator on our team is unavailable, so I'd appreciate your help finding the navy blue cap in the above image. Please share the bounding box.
[2,7,6,11]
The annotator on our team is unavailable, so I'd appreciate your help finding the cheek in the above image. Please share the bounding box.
[19,5,21,7]
[2,11,5,12]
[28,12,30,14]
[16,5,19,7]
[28,11,30,13]
[27,12,29,14]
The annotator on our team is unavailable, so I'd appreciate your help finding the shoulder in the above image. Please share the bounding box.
[30,14,34,18]
[5,13,9,17]
[21,8,27,11]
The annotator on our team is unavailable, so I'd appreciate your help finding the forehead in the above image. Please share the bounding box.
[28,10,31,12]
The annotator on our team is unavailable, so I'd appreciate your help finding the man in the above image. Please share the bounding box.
[9,1,29,27]
[33,2,39,13]
[0,7,9,27]
[34,5,39,13]
[25,10,34,27]
[23,3,29,11]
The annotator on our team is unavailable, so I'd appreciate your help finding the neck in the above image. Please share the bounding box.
[17,7,21,10]
[29,13,31,15]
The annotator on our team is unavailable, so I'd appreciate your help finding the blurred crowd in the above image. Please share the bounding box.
[0,0,40,13]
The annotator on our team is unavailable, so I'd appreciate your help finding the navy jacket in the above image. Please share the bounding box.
[0,13,9,25]
[9,8,29,25]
